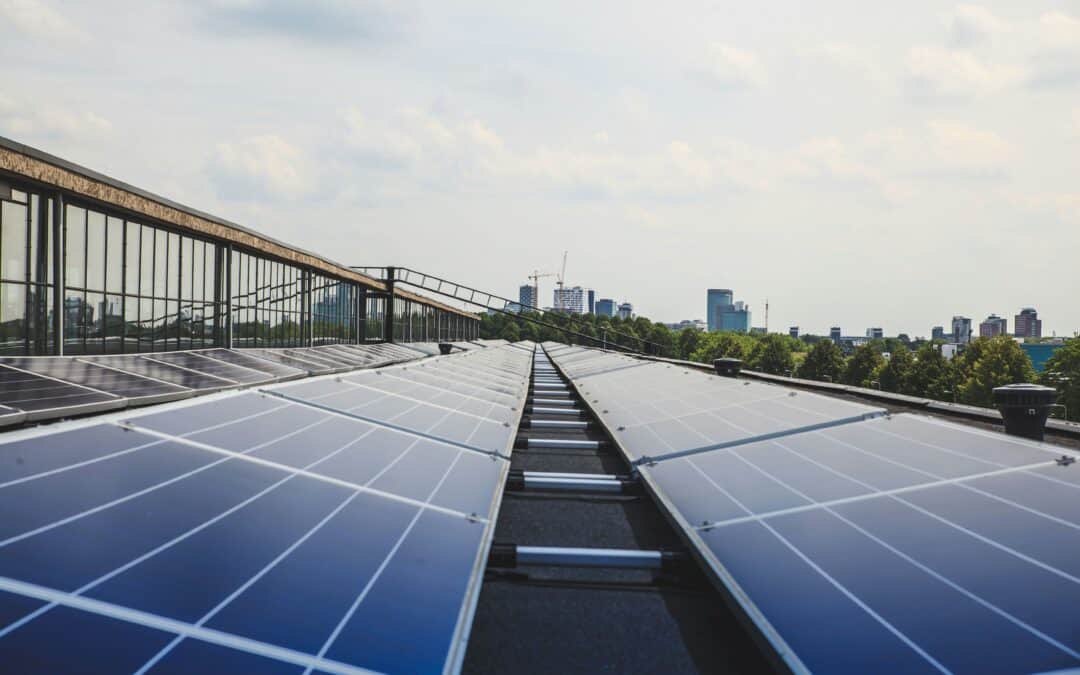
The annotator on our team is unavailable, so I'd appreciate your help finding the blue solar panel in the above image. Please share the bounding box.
[544,344,1080,675]
[0,343,531,674]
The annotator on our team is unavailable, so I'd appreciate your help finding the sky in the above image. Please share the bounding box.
[2,0,1079,337]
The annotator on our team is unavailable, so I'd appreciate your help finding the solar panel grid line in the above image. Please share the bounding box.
[415,362,526,391]
[132,488,366,674]
[428,360,521,385]
[382,370,520,406]
[257,389,511,461]
[337,379,515,424]
[197,349,307,381]
[0,363,126,419]
[730,459,1080,662]
[188,350,292,383]
[247,349,330,373]
[0,575,380,675]
[690,454,1066,531]
[305,449,471,675]
[138,355,239,385]
[0,406,26,429]
[152,352,277,384]
[72,357,196,401]
[632,410,886,467]
[114,419,490,523]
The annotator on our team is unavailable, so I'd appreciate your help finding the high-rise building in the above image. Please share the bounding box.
[789,326,799,338]
[951,316,972,344]
[553,286,586,314]
[706,289,751,332]
[617,302,633,319]
[1014,307,1042,338]
[830,327,842,341]
[866,327,884,339]
[931,326,945,341]
[979,314,1008,337]
[595,298,616,317]
[518,284,536,311]
[587,289,596,315]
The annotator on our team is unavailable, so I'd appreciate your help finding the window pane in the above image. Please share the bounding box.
[181,236,194,301]
[191,240,204,302]
[85,210,106,291]
[125,222,140,295]
[166,232,179,299]
[102,294,122,353]
[141,225,154,297]
[0,282,26,355]
[106,217,123,294]
[139,297,154,350]
[1,200,28,282]
[63,289,86,354]
[123,295,139,352]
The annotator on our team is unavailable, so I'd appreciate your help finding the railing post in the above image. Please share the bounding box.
[384,266,395,343]
[51,192,64,355]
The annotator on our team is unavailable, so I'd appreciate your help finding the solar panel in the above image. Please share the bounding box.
[88,355,238,392]
[198,349,307,381]
[0,357,192,407]
[0,363,124,420]
[0,343,531,674]
[147,352,275,385]
[544,345,1080,675]
[241,349,335,375]
[0,405,25,429]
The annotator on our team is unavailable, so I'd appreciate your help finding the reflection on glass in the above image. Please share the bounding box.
[0,283,26,354]
[125,222,140,294]
[153,228,167,298]
[2,201,28,282]
[106,217,123,294]
[103,294,123,353]
[86,210,106,291]
[166,232,179,299]
[63,289,86,354]
[65,205,86,289]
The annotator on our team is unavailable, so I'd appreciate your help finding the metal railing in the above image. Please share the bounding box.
[351,266,666,355]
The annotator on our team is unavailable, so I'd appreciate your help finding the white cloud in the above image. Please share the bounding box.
[694,44,767,90]
[212,135,312,199]
[950,5,1009,45]
[907,45,1024,97]
[1038,11,1080,50]
[814,42,889,88]
[0,96,112,140]
[0,0,82,42]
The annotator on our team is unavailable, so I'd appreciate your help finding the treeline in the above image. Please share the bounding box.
[480,310,1080,420]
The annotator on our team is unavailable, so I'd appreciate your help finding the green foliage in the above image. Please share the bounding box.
[798,340,846,382]
[956,336,1036,407]
[844,344,885,387]
[1039,339,1080,421]
[748,334,795,375]
[677,328,703,360]
[691,331,757,363]
[907,343,956,400]
[876,345,913,393]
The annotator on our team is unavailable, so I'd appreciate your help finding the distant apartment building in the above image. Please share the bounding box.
[979,314,1008,337]
[789,326,799,338]
[587,289,596,314]
[1014,307,1042,338]
[617,302,633,320]
[830,327,842,341]
[951,316,972,344]
[865,327,884,339]
[931,326,945,341]
[666,319,707,331]
[518,284,537,311]
[595,298,616,317]
[706,289,751,332]
[553,286,586,314]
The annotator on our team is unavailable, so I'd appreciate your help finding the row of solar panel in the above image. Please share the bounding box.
[0,342,536,674]
[543,343,1080,675]
[0,343,437,427]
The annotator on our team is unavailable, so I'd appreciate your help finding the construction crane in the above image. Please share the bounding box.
[555,251,568,311]
[527,270,556,311]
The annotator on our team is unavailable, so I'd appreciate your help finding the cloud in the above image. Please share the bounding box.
[198,0,407,45]
[0,96,112,140]
[692,44,767,90]
[814,42,889,88]
[211,135,313,200]
[0,0,81,42]
[906,46,1024,98]
[950,5,1009,46]
[342,107,504,172]
[1038,11,1080,50]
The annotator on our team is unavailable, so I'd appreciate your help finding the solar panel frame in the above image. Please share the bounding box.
[0,363,126,421]
[87,355,239,392]
[197,349,308,381]
[0,357,193,408]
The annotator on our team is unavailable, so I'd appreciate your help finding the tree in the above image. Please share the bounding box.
[677,328,702,361]
[1040,339,1080,422]
[877,345,913,393]
[957,336,1036,407]
[844,344,885,387]
[798,340,846,382]
[749,334,795,375]
[907,343,956,401]
[691,332,756,364]
[500,321,521,342]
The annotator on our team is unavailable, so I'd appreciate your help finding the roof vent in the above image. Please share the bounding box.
[438,343,453,355]
[993,383,1057,441]
[713,358,742,378]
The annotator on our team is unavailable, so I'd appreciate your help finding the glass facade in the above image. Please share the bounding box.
[0,177,476,355]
